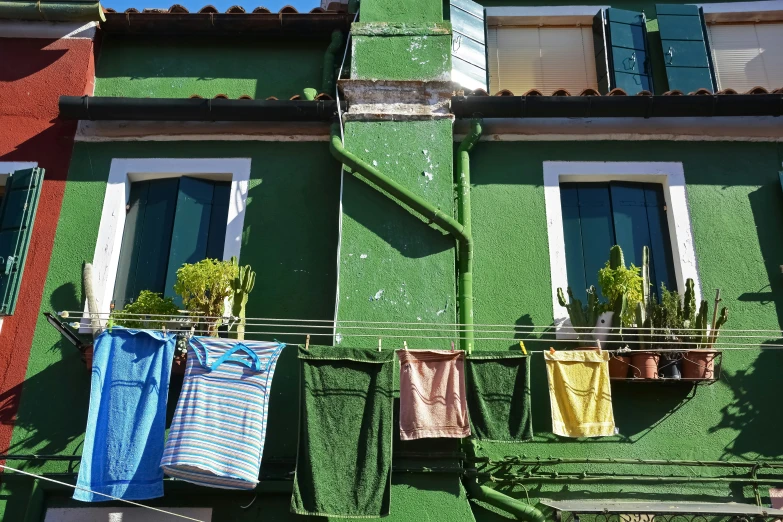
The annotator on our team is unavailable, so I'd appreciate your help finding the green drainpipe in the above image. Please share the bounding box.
[463,440,546,522]
[302,88,318,101]
[322,30,345,95]
[330,125,474,351]
[456,120,482,354]
[0,1,105,22]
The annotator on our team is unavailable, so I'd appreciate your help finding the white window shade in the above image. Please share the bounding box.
[487,26,598,95]
[707,22,783,91]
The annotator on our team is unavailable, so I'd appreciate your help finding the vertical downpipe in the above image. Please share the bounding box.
[457,120,482,354]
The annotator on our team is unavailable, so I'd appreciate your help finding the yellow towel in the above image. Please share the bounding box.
[544,350,615,438]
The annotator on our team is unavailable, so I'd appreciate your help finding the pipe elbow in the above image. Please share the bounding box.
[463,478,547,522]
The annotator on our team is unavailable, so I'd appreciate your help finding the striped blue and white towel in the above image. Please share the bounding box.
[160,337,284,490]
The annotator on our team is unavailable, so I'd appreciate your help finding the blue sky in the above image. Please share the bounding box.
[103,0,319,12]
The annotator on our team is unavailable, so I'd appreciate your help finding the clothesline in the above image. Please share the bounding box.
[58,311,783,335]
[0,464,206,521]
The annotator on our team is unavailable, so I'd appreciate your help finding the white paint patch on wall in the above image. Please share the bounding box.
[543,161,701,335]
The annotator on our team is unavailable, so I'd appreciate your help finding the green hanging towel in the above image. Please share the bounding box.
[466,352,533,442]
[290,346,395,518]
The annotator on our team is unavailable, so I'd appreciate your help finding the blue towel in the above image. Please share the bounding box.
[74,329,175,502]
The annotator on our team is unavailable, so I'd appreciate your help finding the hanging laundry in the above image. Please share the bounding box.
[396,349,470,440]
[74,329,176,502]
[291,346,394,518]
[160,337,285,490]
[466,352,533,442]
[545,350,616,437]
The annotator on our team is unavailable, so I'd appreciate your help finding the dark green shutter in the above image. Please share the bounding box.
[164,177,216,299]
[596,8,654,94]
[656,4,715,93]
[0,167,44,315]
[643,184,676,296]
[205,181,230,260]
[113,178,178,310]
[560,186,589,303]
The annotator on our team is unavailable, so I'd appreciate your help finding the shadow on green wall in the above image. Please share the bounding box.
[746,185,783,328]
[709,347,783,460]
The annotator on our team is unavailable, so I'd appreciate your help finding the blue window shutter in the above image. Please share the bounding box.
[0,167,44,315]
[560,186,589,303]
[205,181,230,260]
[599,8,654,94]
[164,177,216,299]
[609,181,653,270]
[450,0,488,92]
[656,4,715,93]
[643,183,676,297]
[113,179,179,309]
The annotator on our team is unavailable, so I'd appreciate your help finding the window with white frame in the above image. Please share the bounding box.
[543,162,701,330]
[84,159,250,329]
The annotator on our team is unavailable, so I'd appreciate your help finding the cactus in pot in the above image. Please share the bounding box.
[557,285,601,344]
[230,256,256,341]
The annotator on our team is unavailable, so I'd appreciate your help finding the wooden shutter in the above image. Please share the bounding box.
[560,183,615,302]
[487,26,598,95]
[451,0,488,91]
[642,184,676,296]
[164,176,217,299]
[0,167,43,315]
[560,186,589,303]
[205,181,230,260]
[113,178,178,310]
[597,8,654,94]
[656,4,715,93]
[708,22,783,92]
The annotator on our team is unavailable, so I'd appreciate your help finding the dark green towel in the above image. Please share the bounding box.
[290,346,395,518]
[466,352,533,442]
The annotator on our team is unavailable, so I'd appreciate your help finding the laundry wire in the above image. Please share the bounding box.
[0,464,206,521]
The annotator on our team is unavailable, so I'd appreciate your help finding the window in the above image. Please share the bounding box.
[707,22,783,91]
[560,182,676,304]
[84,158,250,332]
[113,177,231,309]
[0,164,43,316]
[543,161,701,331]
[488,26,598,95]
[484,7,653,95]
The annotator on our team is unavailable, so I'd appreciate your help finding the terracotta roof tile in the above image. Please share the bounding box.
[108,4,335,14]
[465,86,783,97]
[185,93,333,100]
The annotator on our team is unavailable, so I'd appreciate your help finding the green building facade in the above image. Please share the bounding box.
[2,0,783,520]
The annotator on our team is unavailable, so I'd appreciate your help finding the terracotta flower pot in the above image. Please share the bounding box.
[682,350,717,379]
[608,355,630,379]
[630,352,660,379]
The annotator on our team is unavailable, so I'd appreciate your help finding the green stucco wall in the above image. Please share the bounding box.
[362,0,443,23]
[351,32,452,81]
[467,140,783,516]
[95,36,330,99]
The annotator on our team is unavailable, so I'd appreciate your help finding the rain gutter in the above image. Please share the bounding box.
[0,0,104,22]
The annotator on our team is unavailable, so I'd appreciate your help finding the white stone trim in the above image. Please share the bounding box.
[0,21,97,39]
[82,158,250,332]
[543,161,701,331]
[700,0,783,21]
[486,5,608,26]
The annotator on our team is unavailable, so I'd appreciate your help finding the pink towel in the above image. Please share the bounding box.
[397,349,470,440]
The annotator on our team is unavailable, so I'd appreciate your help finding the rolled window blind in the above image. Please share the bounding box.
[487,26,598,95]
[707,22,783,91]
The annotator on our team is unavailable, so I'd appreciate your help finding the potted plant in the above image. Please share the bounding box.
[598,245,650,378]
[556,285,605,350]
[681,290,728,380]
[174,258,238,337]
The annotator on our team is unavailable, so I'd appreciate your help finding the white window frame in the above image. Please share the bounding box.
[82,158,251,332]
[543,161,701,332]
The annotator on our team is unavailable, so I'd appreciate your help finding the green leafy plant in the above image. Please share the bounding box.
[230,256,256,341]
[598,245,644,326]
[649,279,728,349]
[109,291,179,329]
[174,258,238,336]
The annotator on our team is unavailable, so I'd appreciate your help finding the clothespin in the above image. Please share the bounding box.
[162,324,167,336]
[519,341,527,355]
[305,335,310,350]
[596,339,602,354]
[450,341,455,352]
[549,347,556,355]
[403,340,408,350]
[189,325,195,339]
[378,338,382,352]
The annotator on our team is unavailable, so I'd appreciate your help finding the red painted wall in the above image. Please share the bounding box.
[0,35,95,453]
